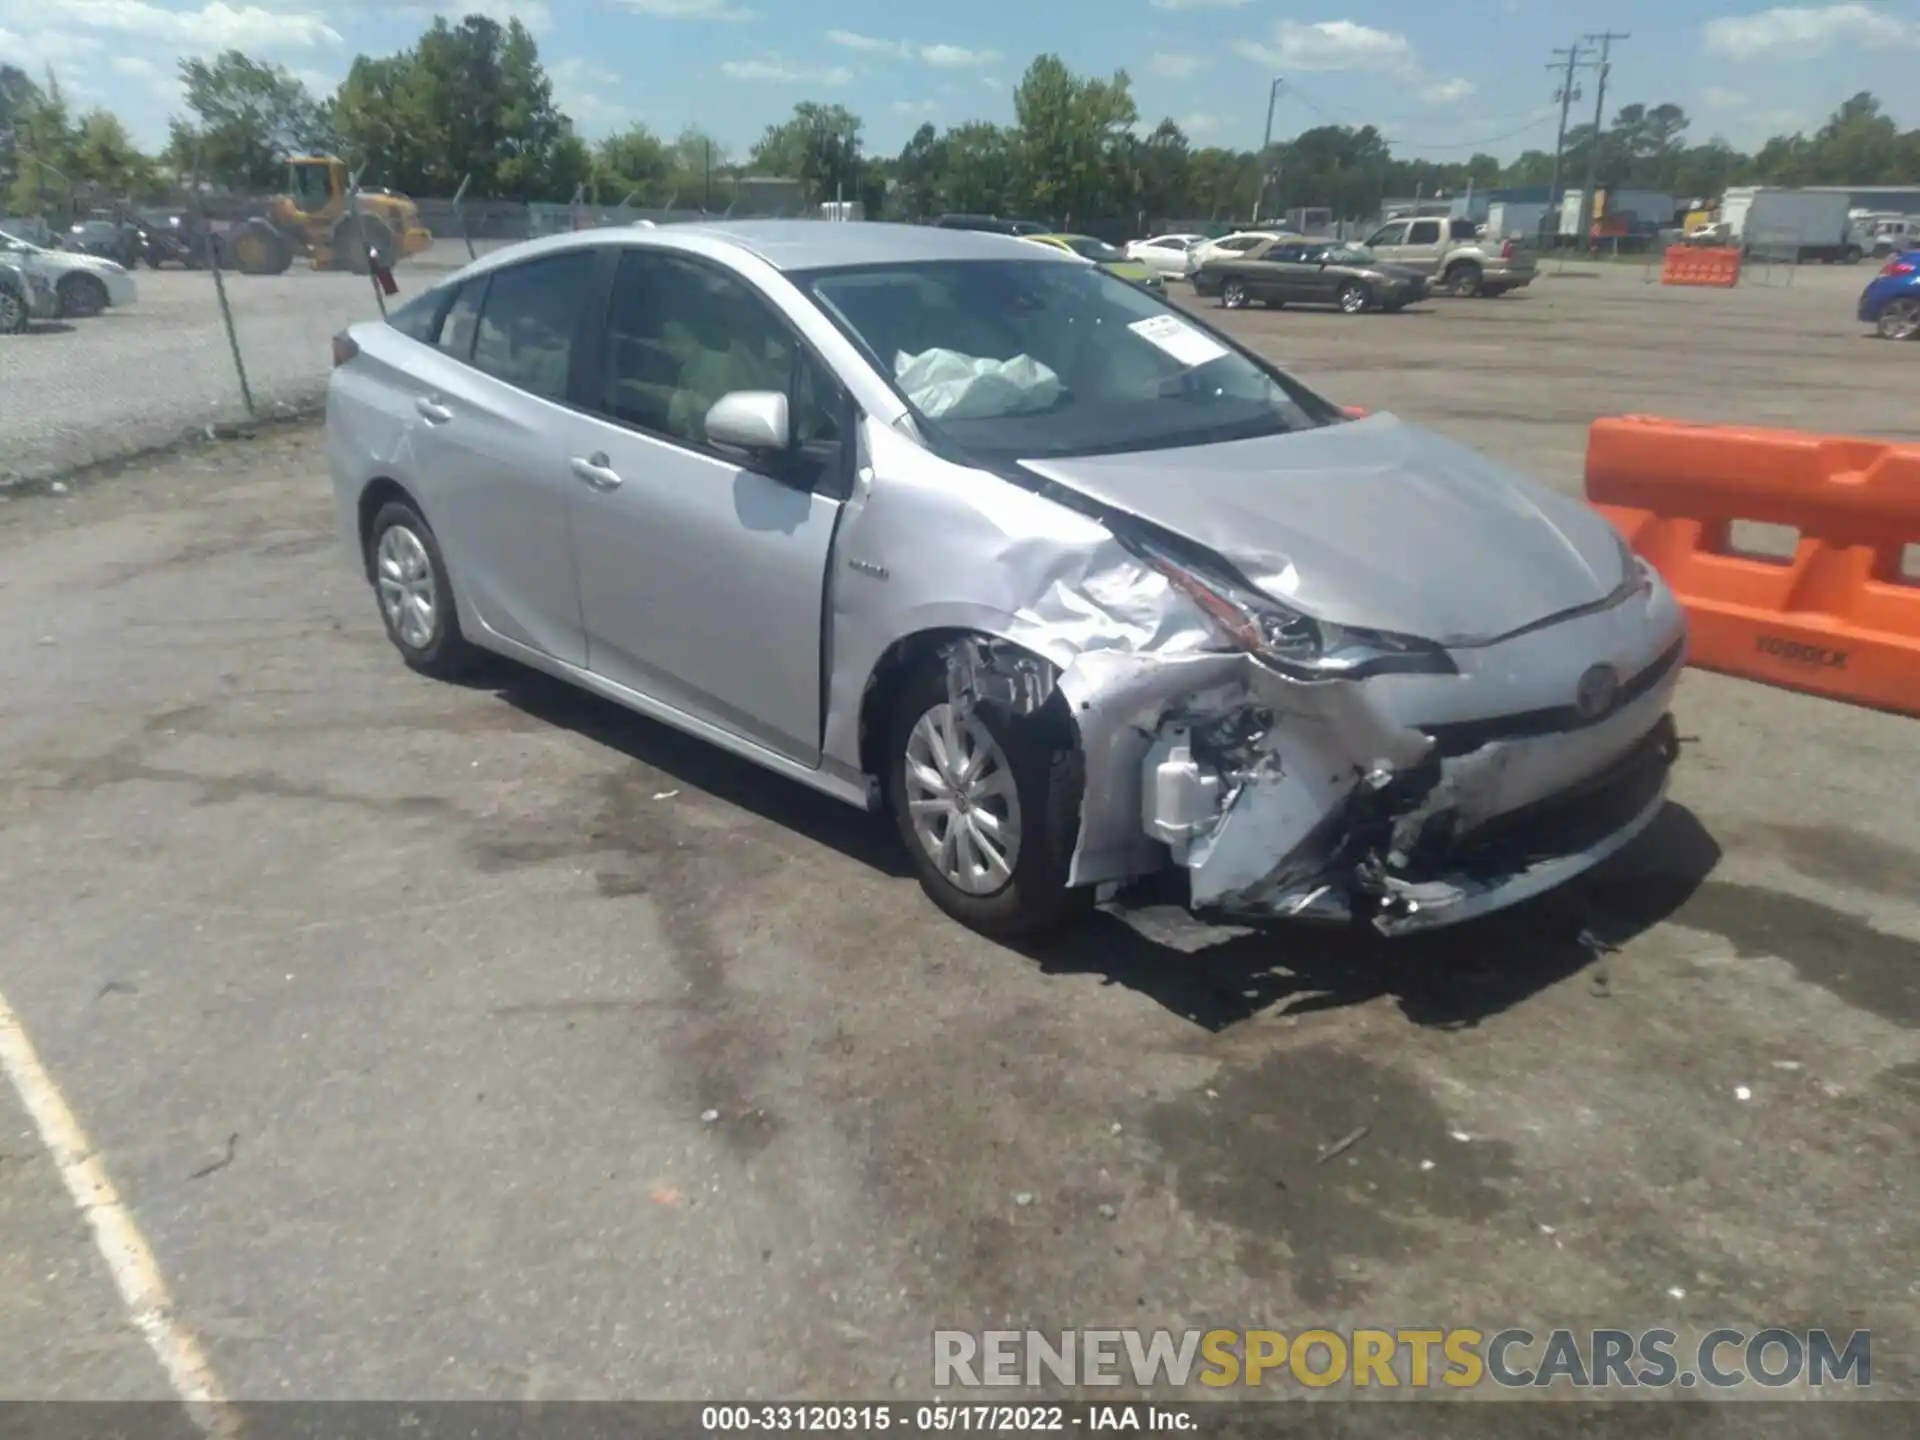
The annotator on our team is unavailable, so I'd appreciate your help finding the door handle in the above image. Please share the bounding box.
[415,395,453,424]
[569,453,623,491]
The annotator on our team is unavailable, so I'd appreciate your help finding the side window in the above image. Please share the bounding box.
[435,278,485,360]
[385,284,448,343]
[1366,223,1408,247]
[1407,220,1442,245]
[601,250,802,450]
[1449,219,1479,241]
[470,250,597,401]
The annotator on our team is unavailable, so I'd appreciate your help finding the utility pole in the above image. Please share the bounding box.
[1545,43,1585,245]
[1576,32,1628,248]
[1252,77,1283,224]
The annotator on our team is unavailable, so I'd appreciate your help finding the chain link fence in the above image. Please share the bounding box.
[0,190,839,490]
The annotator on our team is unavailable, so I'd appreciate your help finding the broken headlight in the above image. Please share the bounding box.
[1131,537,1456,679]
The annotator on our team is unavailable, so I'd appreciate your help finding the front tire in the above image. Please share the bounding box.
[1337,281,1371,314]
[888,662,1092,939]
[366,500,482,678]
[57,273,109,318]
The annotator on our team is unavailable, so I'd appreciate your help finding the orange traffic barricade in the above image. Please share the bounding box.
[1586,415,1920,717]
[1661,246,1742,288]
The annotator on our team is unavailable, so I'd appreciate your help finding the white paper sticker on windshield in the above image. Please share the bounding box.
[1128,313,1230,368]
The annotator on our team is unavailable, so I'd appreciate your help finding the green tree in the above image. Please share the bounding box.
[69,109,158,197]
[939,122,1014,214]
[1010,54,1137,224]
[170,51,334,191]
[4,68,73,214]
[331,15,583,200]
[594,123,673,202]
[750,102,864,205]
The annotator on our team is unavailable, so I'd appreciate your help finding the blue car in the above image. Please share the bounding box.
[1858,250,1920,340]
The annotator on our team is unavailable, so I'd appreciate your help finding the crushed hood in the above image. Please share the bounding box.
[1017,412,1628,646]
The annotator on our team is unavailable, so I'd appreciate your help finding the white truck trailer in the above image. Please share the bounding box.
[1720,187,1863,263]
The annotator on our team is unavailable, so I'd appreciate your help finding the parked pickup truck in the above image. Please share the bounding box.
[1359,216,1537,296]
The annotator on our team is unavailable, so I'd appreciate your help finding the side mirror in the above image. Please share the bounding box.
[704,391,790,459]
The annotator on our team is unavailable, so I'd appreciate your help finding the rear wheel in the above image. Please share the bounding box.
[1221,278,1248,310]
[1878,298,1920,341]
[0,286,27,334]
[888,662,1092,939]
[1446,261,1483,297]
[366,500,482,678]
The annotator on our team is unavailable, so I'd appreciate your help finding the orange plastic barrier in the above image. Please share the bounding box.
[1661,246,1742,288]
[1586,415,1920,717]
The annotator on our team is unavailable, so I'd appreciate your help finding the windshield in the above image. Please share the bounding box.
[0,228,43,254]
[802,259,1336,462]
[1061,235,1127,264]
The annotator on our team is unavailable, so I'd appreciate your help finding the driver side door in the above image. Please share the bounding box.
[564,248,852,766]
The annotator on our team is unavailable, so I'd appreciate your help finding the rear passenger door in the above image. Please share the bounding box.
[402,249,599,666]
[564,247,852,765]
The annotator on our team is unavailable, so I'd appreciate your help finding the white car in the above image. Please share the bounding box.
[1185,230,1303,275]
[1124,233,1204,276]
[0,227,138,318]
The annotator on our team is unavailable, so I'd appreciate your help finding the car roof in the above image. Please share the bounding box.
[451,220,1082,284]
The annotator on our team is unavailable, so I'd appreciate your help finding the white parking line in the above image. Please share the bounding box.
[0,986,232,1424]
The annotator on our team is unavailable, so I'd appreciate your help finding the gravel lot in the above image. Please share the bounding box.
[0,261,1915,1421]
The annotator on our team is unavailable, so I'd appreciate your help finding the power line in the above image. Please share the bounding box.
[1383,113,1559,152]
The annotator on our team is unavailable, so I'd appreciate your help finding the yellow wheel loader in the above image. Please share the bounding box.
[224,156,435,276]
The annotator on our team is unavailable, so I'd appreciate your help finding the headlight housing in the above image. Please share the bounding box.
[1126,534,1457,679]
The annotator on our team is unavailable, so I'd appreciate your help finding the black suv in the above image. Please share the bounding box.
[931,214,1048,237]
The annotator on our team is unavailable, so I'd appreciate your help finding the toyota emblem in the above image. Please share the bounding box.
[1574,664,1621,721]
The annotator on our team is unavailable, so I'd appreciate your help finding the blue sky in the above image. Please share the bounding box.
[3,1,1917,164]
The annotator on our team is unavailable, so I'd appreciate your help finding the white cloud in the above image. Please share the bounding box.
[1420,77,1476,104]
[1150,0,1252,10]
[1234,20,1415,73]
[1178,112,1224,135]
[922,43,997,67]
[0,23,101,70]
[549,55,628,132]
[1149,53,1206,79]
[1702,85,1749,109]
[891,99,939,116]
[23,0,343,49]
[1703,5,1916,61]
[720,57,853,86]
[614,0,755,20]
[825,31,999,66]
[981,76,1002,89]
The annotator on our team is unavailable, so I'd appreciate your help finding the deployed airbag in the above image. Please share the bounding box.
[895,348,1062,420]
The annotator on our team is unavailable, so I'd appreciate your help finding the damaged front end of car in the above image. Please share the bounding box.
[945,523,1685,937]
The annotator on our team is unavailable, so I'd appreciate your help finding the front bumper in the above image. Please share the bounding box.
[102,271,137,307]
[400,226,435,258]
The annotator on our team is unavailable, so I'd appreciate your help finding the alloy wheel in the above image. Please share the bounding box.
[376,524,438,650]
[1222,280,1247,310]
[1339,283,1369,314]
[903,702,1023,896]
[1879,298,1920,341]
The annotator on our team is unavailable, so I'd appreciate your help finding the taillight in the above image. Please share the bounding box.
[331,331,359,366]
[1499,238,1517,260]
[1881,258,1915,277]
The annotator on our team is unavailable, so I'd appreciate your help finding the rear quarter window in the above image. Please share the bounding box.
[386,285,449,343]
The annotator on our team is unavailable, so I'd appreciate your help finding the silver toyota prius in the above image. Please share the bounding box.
[327,221,1686,939]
